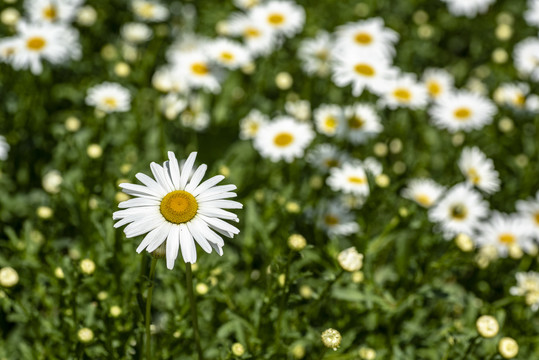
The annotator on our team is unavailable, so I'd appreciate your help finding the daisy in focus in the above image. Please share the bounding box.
[510,272,539,311]
[249,0,305,38]
[334,17,399,58]
[440,0,496,18]
[314,104,342,137]
[327,162,370,196]
[253,116,314,162]
[340,104,383,145]
[429,90,497,133]
[86,82,132,113]
[318,202,359,236]
[239,109,269,140]
[458,147,500,194]
[428,183,489,239]
[378,73,428,110]
[516,191,539,238]
[0,135,9,161]
[422,68,454,100]
[401,178,445,208]
[25,0,84,24]
[113,152,242,269]
[298,31,333,77]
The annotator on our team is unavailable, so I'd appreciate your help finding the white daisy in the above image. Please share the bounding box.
[458,147,500,194]
[239,109,269,140]
[334,17,399,58]
[331,51,395,96]
[0,135,9,161]
[318,202,359,236]
[25,0,84,24]
[227,13,277,57]
[422,68,454,99]
[132,0,169,22]
[249,1,305,38]
[510,272,539,311]
[298,31,333,77]
[475,212,536,258]
[86,82,131,113]
[207,38,251,70]
[172,51,221,94]
[314,104,342,137]
[525,0,539,27]
[526,94,539,112]
[378,73,428,110]
[10,21,81,75]
[0,38,19,65]
[401,178,445,208]
[180,95,210,131]
[306,144,347,172]
[285,99,311,122]
[152,66,190,94]
[361,157,383,177]
[113,152,242,268]
[429,90,497,133]
[428,183,489,239]
[253,116,314,162]
[514,38,539,82]
[340,103,383,145]
[233,0,261,10]
[493,82,529,109]
[327,162,370,196]
[440,0,496,18]
[160,93,188,120]
[121,22,153,44]
[516,191,539,238]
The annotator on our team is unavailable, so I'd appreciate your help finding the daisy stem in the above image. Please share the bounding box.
[186,262,204,360]
[145,257,158,360]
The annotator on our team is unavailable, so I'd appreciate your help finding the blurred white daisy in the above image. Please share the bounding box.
[0,38,18,65]
[334,17,398,58]
[10,21,81,75]
[121,22,153,44]
[114,152,242,268]
[378,73,428,110]
[86,82,131,113]
[514,38,539,82]
[422,68,454,99]
[361,157,383,176]
[240,109,269,140]
[318,202,359,236]
[249,0,305,37]
[227,13,277,57]
[401,178,445,208]
[314,104,342,137]
[526,94,539,112]
[180,95,210,132]
[525,0,539,27]
[0,135,9,161]
[306,144,347,172]
[475,212,536,258]
[160,93,187,120]
[327,162,370,196]
[285,99,311,121]
[25,0,84,24]
[510,271,539,311]
[440,0,496,18]
[233,0,261,10]
[332,51,394,96]
[458,147,500,194]
[207,38,251,70]
[253,116,314,162]
[132,0,169,22]
[493,82,529,109]
[429,90,496,133]
[298,31,333,77]
[516,191,539,238]
[173,51,221,94]
[340,104,383,145]
[428,183,489,239]
[152,66,190,94]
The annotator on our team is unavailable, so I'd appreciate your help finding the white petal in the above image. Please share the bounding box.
[166,224,180,269]
[179,223,197,263]
[198,207,238,221]
[187,219,213,253]
[179,152,197,190]
[167,151,181,190]
[148,222,175,253]
[120,183,162,198]
[124,216,165,237]
[198,214,240,235]
[135,173,168,196]
[192,176,226,197]
[118,198,161,209]
[209,242,223,256]
[197,192,238,202]
[151,162,175,193]
[198,200,243,209]
[184,164,208,193]
[195,184,236,199]
[136,225,163,253]
[195,217,225,246]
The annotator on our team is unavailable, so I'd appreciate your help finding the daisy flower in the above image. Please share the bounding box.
[121,22,153,44]
[524,0,539,27]
[207,38,251,70]
[298,31,333,77]
[340,104,383,145]
[239,109,269,140]
[285,99,311,122]
[249,1,305,38]
[510,272,539,311]
[526,94,539,112]
[422,68,454,99]
[327,162,370,196]
[227,13,277,57]
[180,95,210,132]
[0,38,18,65]
[314,104,342,137]
[318,202,359,236]
[331,51,394,96]
[306,144,347,172]
[428,183,489,239]
[378,73,428,110]
[253,116,314,162]
[25,0,84,24]
[514,38,539,82]
[10,21,81,75]
[401,178,445,208]
[160,93,187,120]
[113,152,242,268]
[429,90,497,133]
[173,51,221,94]
[0,135,9,161]
[233,0,261,10]
[475,213,536,257]
[516,191,539,238]
[132,0,169,22]
[493,83,529,109]
[440,0,496,18]
[152,66,190,94]
[334,17,399,58]
[361,157,383,177]
[458,147,500,194]
[86,82,132,113]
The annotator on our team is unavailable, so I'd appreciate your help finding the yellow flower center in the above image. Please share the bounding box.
[454,107,472,120]
[191,62,209,76]
[315,49,329,60]
[514,94,525,107]
[354,32,372,45]
[248,122,259,133]
[160,190,198,224]
[324,116,337,129]
[267,13,284,25]
[104,97,118,108]
[348,116,364,129]
[273,132,294,147]
[415,194,432,207]
[450,204,467,220]
[220,51,235,62]
[498,233,515,245]
[43,5,57,20]
[393,88,412,102]
[354,63,375,77]
[348,176,365,184]
[535,212,539,225]
[427,81,441,97]
[244,27,261,38]
[467,168,481,184]
[324,215,339,225]
[26,36,46,51]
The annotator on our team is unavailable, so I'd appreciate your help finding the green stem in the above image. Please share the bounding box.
[275,252,294,342]
[186,263,204,360]
[145,258,158,360]
[462,335,480,360]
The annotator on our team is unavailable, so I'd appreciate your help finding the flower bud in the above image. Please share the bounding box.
[321,328,341,350]
[476,315,499,338]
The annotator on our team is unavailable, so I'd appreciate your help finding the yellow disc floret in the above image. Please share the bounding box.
[160,190,198,224]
